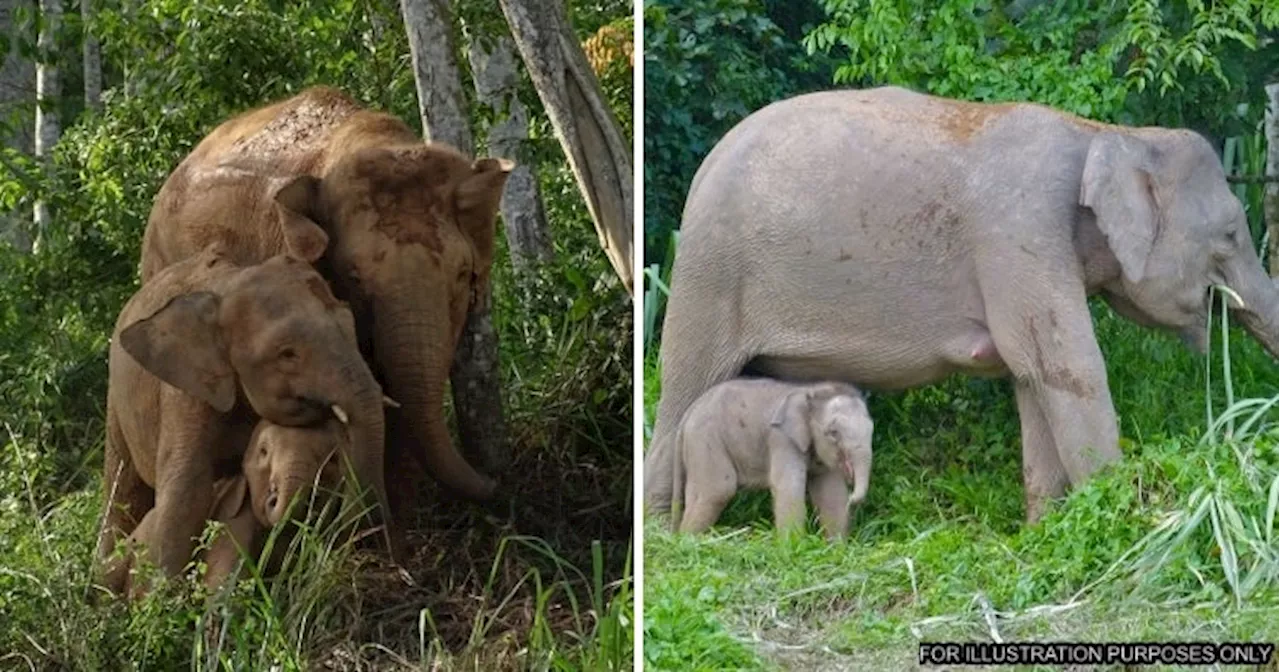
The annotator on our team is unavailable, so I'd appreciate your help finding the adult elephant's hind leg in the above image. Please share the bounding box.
[645,284,751,515]
[1014,383,1069,523]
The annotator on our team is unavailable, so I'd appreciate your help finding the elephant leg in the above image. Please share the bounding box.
[678,450,738,534]
[647,326,752,515]
[808,470,850,540]
[204,509,262,591]
[769,445,809,537]
[987,290,1121,494]
[1014,383,1070,523]
[150,415,216,578]
[97,415,153,593]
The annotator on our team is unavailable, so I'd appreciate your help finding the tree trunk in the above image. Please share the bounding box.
[32,0,58,250]
[1265,82,1277,277]
[498,0,633,296]
[400,0,509,474]
[0,0,34,250]
[81,0,100,110]
[468,33,552,269]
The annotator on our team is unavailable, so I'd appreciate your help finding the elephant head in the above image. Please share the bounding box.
[1080,130,1278,359]
[117,246,391,543]
[770,383,875,504]
[242,420,347,526]
[268,143,511,501]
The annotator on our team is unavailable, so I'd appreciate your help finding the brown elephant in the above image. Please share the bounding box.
[107,418,350,598]
[99,240,388,589]
[646,87,1279,523]
[139,87,511,512]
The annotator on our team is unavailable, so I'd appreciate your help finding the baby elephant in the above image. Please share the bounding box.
[106,419,347,598]
[672,379,873,539]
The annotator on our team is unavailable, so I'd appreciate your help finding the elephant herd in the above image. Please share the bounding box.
[647,86,1279,532]
[96,87,512,597]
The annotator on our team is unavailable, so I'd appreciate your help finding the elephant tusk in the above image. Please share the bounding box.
[331,404,349,424]
[1213,284,1246,310]
[382,395,401,408]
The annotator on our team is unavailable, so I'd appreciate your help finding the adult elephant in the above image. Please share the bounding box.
[645,87,1279,523]
[141,87,512,511]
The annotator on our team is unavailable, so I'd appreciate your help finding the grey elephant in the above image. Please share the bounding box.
[99,240,391,591]
[672,379,873,539]
[647,86,1279,523]
[107,418,349,598]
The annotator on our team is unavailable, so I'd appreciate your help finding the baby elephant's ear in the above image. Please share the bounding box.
[211,475,249,521]
[118,292,237,413]
[769,390,814,452]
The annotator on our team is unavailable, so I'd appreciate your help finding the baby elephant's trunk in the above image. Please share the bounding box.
[849,447,872,505]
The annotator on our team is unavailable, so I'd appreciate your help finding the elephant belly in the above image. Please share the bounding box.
[749,324,1009,392]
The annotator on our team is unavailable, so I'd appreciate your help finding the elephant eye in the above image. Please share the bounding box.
[278,346,300,362]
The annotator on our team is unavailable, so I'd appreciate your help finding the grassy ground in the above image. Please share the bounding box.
[642,302,1279,671]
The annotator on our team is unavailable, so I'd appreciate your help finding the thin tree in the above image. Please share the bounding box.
[32,0,58,249]
[0,0,33,249]
[82,0,100,110]
[499,0,633,295]
[1266,82,1277,277]
[400,0,509,473]
[468,31,552,269]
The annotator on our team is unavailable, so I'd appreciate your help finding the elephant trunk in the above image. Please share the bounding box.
[1226,262,1278,360]
[373,293,496,502]
[313,355,393,551]
[849,447,872,505]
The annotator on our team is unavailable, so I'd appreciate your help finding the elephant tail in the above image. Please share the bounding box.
[669,422,686,532]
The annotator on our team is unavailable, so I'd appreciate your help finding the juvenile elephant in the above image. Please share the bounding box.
[673,379,873,539]
[140,87,512,514]
[99,239,389,588]
[107,418,349,598]
[647,87,1279,523]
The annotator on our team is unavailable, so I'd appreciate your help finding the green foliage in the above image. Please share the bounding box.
[805,1,1128,119]
[806,0,1276,135]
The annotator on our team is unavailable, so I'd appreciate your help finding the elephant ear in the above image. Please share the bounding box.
[454,158,515,268]
[118,292,237,413]
[1079,133,1161,285]
[210,474,249,521]
[274,175,329,264]
[769,390,814,453]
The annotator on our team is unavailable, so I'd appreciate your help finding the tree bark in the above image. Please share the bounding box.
[0,0,33,152]
[81,0,100,110]
[499,0,633,296]
[468,33,552,269]
[1265,82,1277,277]
[32,0,58,249]
[0,0,33,249]
[400,0,509,474]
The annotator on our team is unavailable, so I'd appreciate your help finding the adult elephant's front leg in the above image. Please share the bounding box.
[986,269,1122,513]
[1014,383,1070,523]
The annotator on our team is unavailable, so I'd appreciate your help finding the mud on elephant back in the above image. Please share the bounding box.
[645,86,1279,524]
[139,87,515,523]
